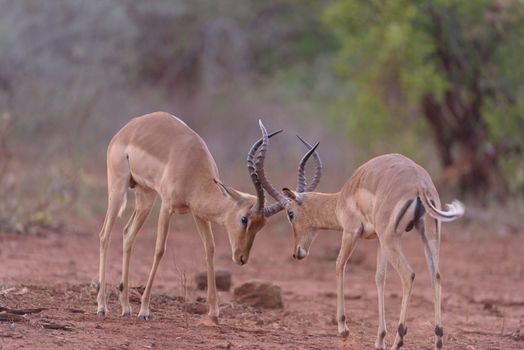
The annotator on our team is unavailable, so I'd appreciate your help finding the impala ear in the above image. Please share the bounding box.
[214,179,244,205]
[282,187,303,204]
[282,187,296,200]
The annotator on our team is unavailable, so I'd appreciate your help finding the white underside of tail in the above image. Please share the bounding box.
[423,191,465,222]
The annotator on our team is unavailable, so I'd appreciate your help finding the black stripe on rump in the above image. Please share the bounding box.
[406,197,426,231]
[394,199,413,231]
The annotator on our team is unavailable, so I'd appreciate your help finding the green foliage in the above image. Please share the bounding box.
[324,0,445,155]
[325,0,524,192]
[249,0,340,74]
[131,0,339,87]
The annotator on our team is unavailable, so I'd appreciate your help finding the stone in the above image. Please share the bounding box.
[512,328,524,341]
[233,280,283,309]
[195,269,232,291]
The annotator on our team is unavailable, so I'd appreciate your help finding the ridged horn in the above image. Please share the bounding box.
[255,120,290,216]
[247,125,283,213]
[296,135,322,192]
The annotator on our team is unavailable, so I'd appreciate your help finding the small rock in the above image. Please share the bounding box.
[219,341,233,349]
[512,328,524,341]
[233,280,283,309]
[41,322,74,331]
[195,269,232,291]
[465,345,475,350]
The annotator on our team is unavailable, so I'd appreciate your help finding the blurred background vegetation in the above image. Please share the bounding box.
[0,0,523,234]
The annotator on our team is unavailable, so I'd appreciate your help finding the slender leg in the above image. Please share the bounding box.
[138,204,172,320]
[374,242,388,350]
[417,219,443,350]
[431,244,443,350]
[119,189,156,317]
[335,230,359,337]
[383,240,415,350]
[96,181,127,316]
[192,214,219,324]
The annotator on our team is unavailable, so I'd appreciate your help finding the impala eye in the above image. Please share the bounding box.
[288,211,294,220]
[241,216,248,226]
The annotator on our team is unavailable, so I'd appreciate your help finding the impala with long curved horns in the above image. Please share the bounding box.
[96,112,284,324]
[259,127,464,350]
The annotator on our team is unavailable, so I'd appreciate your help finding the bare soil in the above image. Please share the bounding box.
[0,220,523,349]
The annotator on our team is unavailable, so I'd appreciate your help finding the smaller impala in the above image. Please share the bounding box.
[258,127,464,350]
[96,112,284,324]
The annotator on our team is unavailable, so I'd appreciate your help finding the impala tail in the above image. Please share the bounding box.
[420,191,465,222]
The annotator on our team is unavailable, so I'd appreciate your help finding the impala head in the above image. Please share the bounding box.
[257,134,323,261]
[282,188,319,260]
[215,120,287,265]
[214,180,267,265]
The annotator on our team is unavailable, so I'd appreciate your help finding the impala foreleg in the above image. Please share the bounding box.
[335,230,359,338]
[193,215,219,324]
[138,204,171,320]
[119,189,156,317]
[97,182,127,316]
[374,243,388,350]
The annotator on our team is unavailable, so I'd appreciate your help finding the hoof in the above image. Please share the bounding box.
[209,315,219,325]
[96,309,107,317]
[339,329,349,338]
[137,314,149,321]
[197,316,220,327]
[121,311,132,318]
[392,340,403,350]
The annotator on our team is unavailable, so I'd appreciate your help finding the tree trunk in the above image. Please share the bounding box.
[421,93,508,201]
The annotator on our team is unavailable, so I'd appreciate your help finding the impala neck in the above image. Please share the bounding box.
[303,191,342,231]
[191,180,237,224]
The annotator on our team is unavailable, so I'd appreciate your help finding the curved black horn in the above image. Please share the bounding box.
[296,135,322,192]
[247,125,283,213]
[255,120,290,216]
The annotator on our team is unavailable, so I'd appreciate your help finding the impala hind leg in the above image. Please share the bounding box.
[119,188,156,317]
[417,219,443,350]
[138,204,172,320]
[383,239,414,350]
[97,180,127,316]
[374,243,388,350]
[192,214,219,324]
[335,230,359,338]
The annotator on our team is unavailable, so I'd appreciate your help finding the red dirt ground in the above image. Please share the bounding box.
[0,219,523,349]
